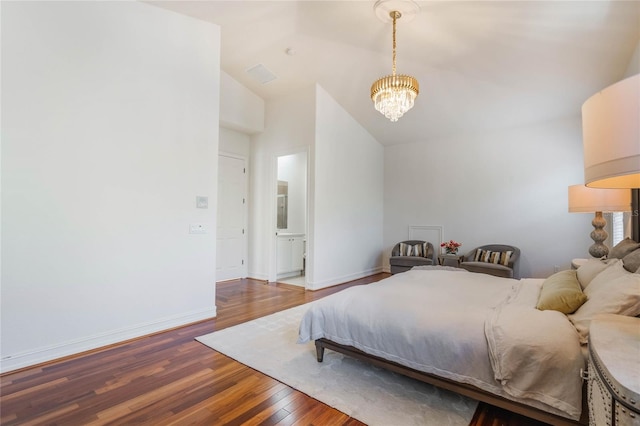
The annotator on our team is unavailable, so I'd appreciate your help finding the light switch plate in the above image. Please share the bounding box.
[196,196,208,209]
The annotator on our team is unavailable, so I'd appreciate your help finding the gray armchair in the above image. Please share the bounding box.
[389,240,435,274]
[458,244,521,279]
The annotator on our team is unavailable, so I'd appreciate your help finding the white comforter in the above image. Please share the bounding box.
[298,269,584,420]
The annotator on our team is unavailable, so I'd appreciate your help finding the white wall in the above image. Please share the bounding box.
[219,71,262,156]
[384,117,591,278]
[249,86,315,281]
[248,84,384,287]
[311,86,384,289]
[623,39,640,78]
[1,2,220,372]
[220,127,251,158]
[220,71,264,134]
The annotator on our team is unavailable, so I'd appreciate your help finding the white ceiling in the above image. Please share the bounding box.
[149,1,640,145]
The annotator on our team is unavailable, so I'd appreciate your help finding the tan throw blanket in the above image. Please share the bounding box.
[485,280,584,419]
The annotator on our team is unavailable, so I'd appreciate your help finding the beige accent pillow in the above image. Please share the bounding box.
[622,248,640,273]
[576,258,621,289]
[609,238,640,259]
[568,262,640,344]
[537,270,587,314]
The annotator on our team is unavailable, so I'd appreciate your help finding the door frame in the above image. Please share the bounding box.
[269,147,310,287]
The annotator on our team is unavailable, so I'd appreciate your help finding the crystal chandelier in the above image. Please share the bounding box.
[371,9,419,122]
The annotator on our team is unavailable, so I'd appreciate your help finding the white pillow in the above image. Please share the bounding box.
[576,258,620,289]
[568,262,640,344]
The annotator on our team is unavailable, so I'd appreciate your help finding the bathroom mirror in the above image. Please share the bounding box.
[277,180,288,229]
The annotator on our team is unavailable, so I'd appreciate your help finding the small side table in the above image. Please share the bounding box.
[438,254,464,267]
[571,258,589,270]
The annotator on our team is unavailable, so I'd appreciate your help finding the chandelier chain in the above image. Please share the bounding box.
[392,11,398,76]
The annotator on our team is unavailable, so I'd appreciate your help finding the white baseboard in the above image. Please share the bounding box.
[277,271,303,280]
[306,266,384,291]
[0,307,217,374]
[248,270,269,281]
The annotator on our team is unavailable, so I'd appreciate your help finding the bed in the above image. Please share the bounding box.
[298,263,640,425]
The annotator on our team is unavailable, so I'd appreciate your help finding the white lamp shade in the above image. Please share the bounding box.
[582,74,640,189]
[568,184,631,213]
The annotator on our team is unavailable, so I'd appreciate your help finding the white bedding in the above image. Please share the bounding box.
[298,269,584,420]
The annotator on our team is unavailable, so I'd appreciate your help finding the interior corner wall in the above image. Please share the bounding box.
[248,86,316,281]
[1,2,220,372]
[311,85,384,290]
[623,39,640,78]
[219,127,251,158]
[220,71,265,134]
[383,117,591,278]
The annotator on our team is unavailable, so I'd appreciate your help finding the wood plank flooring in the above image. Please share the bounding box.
[1,274,549,425]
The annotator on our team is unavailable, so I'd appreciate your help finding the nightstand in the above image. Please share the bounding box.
[437,254,464,267]
[587,314,640,426]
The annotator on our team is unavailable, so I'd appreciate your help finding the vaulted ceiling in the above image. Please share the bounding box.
[149,1,640,145]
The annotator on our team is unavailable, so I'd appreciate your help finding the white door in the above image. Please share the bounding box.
[216,155,247,281]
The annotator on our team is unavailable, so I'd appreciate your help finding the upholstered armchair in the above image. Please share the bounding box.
[389,240,435,274]
[458,244,521,279]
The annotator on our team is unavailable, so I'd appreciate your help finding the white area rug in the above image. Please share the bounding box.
[196,303,477,426]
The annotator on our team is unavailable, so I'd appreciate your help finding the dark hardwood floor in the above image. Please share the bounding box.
[1,274,548,425]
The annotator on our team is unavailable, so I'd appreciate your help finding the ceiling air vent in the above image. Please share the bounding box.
[246,63,277,84]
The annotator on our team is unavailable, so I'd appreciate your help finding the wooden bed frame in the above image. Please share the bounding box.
[315,338,588,426]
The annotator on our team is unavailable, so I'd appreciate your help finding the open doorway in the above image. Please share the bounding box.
[275,151,308,287]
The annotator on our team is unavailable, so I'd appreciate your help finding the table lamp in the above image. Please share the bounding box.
[582,74,639,189]
[568,184,631,258]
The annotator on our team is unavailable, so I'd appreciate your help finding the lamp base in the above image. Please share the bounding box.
[588,211,609,258]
